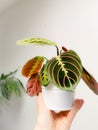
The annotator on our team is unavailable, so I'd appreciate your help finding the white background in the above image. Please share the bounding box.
[0,0,98,130]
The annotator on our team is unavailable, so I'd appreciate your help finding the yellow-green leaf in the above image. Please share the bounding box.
[16,37,57,46]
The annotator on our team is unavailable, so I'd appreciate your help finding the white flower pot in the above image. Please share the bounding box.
[42,84,75,111]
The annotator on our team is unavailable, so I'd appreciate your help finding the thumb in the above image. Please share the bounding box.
[36,92,49,114]
[67,99,84,124]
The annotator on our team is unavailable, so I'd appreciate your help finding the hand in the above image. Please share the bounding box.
[34,93,84,130]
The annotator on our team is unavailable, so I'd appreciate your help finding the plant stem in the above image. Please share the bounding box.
[55,45,59,55]
[44,57,48,61]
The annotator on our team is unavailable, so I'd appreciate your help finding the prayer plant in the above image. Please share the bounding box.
[16,38,98,96]
[0,70,24,102]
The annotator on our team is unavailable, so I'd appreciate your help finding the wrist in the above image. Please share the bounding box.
[34,123,54,130]
[34,126,53,130]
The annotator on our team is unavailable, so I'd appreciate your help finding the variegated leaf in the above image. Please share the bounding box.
[22,56,44,77]
[39,64,49,86]
[46,50,82,91]
[16,37,57,46]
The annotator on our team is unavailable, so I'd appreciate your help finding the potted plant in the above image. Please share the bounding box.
[0,70,25,103]
[17,38,98,111]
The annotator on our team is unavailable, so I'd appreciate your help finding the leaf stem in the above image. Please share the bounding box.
[43,57,48,61]
[55,45,59,55]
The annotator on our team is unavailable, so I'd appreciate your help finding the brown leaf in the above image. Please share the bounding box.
[26,74,42,96]
[82,67,98,95]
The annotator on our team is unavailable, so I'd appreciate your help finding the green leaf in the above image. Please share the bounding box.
[39,64,50,86]
[0,69,17,79]
[0,79,10,99]
[16,37,57,46]
[46,50,83,91]
[16,78,25,91]
[6,77,22,96]
[0,70,25,102]
[0,74,5,79]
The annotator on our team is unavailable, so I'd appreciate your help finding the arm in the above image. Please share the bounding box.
[34,93,84,130]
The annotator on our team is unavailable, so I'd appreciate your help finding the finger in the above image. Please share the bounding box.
[36,92,53,124]
[37,93,45,108]
[36,92,49,113]
[67,99,84,124]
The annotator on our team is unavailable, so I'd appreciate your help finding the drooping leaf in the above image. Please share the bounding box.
[16,78,25,91]
[0,74,5,79]
[82,67,98,95]
[26,74,42,96]
[0,79,10,100]
[16,37,57,46]
[6,77,23,97]
[0,69,17,79]
[0,70,25,102]
[5,69,17,78]
[39,64,49,86]
[46,50,83,91]
[22,56,44,77]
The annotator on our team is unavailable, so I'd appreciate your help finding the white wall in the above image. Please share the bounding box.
[0,0,98,130]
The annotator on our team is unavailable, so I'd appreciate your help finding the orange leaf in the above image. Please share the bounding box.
[22,56,44,77]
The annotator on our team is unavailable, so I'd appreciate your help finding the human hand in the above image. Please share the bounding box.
[34,93,84,130]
